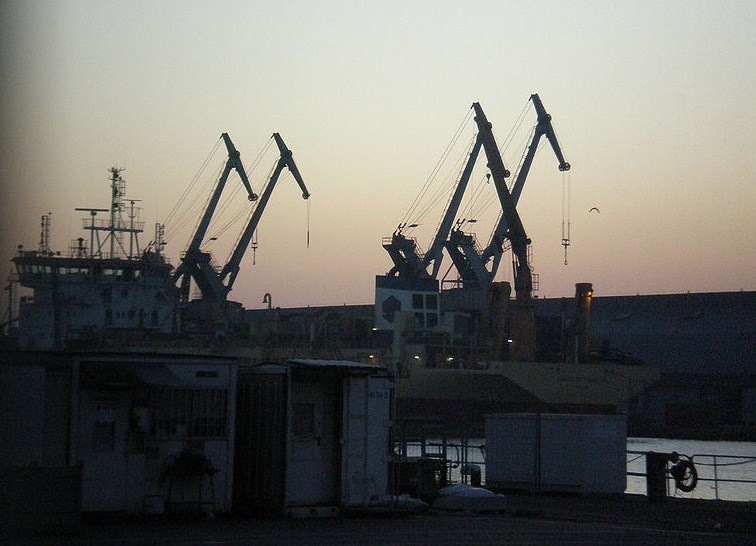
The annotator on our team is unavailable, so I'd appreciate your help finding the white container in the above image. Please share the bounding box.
[485,413,627,494]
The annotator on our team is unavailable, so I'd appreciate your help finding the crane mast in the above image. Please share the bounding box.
[184,134,257,257]
[482,94,570,271]
[426,135,483,279]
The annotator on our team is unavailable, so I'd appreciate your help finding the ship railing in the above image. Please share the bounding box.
[82,217,146,232]
[627,449,756,501]
[381,234,422,249]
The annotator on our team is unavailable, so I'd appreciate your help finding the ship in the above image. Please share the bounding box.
[10,167,177,351]
[244,282,660,436]
[7,131,309,351]
[371,96,660,432]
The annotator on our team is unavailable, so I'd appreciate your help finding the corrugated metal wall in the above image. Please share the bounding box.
[233,371,287,513]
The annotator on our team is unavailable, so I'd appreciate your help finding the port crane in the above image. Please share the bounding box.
[173,132,310,306]
[445,94,570,296]
[218,133,310,291]
[383,130,485,280]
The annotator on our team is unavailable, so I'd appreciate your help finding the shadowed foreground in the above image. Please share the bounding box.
[3,494,754,546]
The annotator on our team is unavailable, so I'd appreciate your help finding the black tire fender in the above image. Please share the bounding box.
[670,459,698,492]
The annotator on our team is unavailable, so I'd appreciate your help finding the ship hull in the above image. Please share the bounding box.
[396,360,659,405]
[393,360,659,435]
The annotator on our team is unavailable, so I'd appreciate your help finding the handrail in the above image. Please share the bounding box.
[393,441,756,501]
[627,449,756,501]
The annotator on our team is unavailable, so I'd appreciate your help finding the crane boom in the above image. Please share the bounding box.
[222,132,259,204]
[446,96,569,296]
[482,93,570,268]
[219,133,310,290]
[383,132,483,279]
[425,134,483,279]
[183,133,257,257]
[470,102,532,301]
[174,133,258,302]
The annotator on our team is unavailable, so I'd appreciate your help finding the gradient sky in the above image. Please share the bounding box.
[2,1,755,310]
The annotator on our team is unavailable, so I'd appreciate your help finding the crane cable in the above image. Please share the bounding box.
[428,134,478,237]
[422,137,473,224]
[402,100,533,241]
[459,103,533,237]
[215,155,279,263]
[562,169,571,265]
[399,108,473,228]
[169,159,226,240]
[163,137,223,232]
[208,136,274,240]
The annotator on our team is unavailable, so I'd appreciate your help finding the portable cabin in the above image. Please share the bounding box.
[233,359,393,515]
[1,349,239,528]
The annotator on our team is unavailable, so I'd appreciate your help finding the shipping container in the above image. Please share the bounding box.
[485,413,627,494]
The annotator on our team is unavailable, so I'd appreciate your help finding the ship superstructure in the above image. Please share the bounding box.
[12,168,176,349]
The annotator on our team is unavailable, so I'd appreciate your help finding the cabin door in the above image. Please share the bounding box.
[286,378,339,506]
[80,389,130,512]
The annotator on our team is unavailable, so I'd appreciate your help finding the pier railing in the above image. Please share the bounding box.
[394,438,756,502]
[627,450,756,501]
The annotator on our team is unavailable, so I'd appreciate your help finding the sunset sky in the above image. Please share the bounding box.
[2,1,755,310]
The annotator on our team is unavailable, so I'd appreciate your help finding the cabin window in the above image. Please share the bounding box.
[426,313,438,328]
[414,312,425,327]
[412,294,424,309]
[426,294,438,310]
[149,388,228,439]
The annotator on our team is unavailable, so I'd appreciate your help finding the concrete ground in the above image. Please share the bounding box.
[3,494,754,546]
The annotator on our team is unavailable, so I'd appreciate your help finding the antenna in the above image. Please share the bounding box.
[154,223,166,257]
[39,213,52,255]
[75,168,144,259]
[127,198,143,258]
[75,208,109,258]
